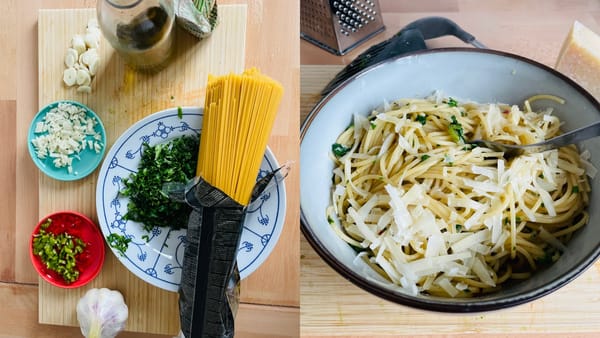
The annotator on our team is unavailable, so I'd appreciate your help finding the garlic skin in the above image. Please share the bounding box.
[76,288,129,338]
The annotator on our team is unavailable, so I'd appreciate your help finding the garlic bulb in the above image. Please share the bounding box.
[76,288,129,338]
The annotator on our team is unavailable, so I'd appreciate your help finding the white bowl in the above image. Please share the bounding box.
[300,48,600,312]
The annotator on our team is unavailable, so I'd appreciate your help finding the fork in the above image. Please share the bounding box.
[470,120,600,159]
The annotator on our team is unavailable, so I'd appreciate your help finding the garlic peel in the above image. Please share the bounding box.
[76,288,128,338]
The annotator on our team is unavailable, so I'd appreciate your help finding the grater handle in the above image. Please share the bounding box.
[321,28,427,95]
[321,16,485,95]
[400,16,486,49]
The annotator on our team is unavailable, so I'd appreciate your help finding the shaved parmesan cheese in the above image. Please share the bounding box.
[535,184,557,216]
[347,208,379,247]
[436,277,459,297]
[451,229,490,253]
[385,184,412,234]
[353,114,369,139]
[471,165,496,179]
[424,234,445,258]
[462,177,503,193]
[556,21,600,100]
[579,153,598,178]
[471,257,496,287]
[463,206,487,230]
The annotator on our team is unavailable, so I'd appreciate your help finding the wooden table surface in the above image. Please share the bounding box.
[300,1,600,337]
[0,0,299,337]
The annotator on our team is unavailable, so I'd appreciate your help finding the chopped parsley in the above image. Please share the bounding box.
[107,233,131,257]
[572,185,580,193]
[448,115,465,144]
[370,121,377,129]
[177,106,183,119]
[415,114,427,125]
[332,143,351,157]
[121,135,199,231]
[420,154,430,161]
[446,97,458,107]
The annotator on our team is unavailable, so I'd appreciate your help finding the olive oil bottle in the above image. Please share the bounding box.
[97,0,176,71]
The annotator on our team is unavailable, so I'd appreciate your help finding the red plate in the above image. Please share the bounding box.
[29,211,105,288]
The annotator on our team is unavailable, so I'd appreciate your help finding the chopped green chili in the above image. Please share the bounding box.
[448,115,465,144]
[32,218,86,284]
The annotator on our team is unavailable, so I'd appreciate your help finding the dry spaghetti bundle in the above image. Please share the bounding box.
[178,68,283,338]
[197,67,284,205]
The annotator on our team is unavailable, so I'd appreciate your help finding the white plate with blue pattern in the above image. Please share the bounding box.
[96,107,286,291]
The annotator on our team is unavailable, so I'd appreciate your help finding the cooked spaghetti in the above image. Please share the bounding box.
[198,68,283,205]
[327,94,592,297]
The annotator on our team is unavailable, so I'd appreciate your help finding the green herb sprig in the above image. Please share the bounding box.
[332,143,351,157]
[107,233,132,256]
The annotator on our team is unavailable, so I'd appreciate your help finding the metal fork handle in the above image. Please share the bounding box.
[544,120,600,148]
[472,120,600,157]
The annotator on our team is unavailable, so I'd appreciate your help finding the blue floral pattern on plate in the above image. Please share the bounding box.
[96,107,286,292]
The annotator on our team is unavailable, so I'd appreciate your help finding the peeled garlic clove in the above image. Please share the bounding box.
[63,67,77,86]
[84,33,100,49]
[65,48,78,68]
[88,57,100,76]
[76,69,91,86]
[87,18,99,29]
[80,48,98,67]
[77,85,92,94]
[71,34,86,54]
[86,26,102,38]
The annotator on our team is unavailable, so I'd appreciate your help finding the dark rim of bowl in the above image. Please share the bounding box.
[300,47,600,312]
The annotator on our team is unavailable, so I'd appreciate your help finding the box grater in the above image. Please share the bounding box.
[301,0,385,55]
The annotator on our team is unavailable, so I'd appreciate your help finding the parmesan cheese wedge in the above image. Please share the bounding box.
[556,21,600,99]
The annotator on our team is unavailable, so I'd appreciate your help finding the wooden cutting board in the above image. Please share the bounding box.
[300,65,600,336]
[37,6,246,335]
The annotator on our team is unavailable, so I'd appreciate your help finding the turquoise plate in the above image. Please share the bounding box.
[28,100,106,181]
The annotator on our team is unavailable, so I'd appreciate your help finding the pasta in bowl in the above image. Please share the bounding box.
[301,48,600,311]
[328,94,590,297]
